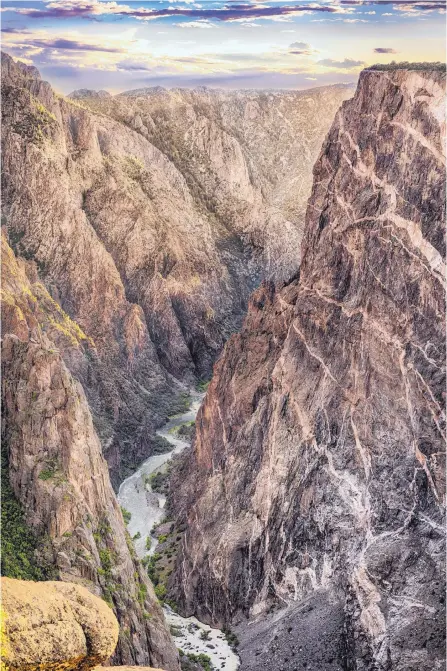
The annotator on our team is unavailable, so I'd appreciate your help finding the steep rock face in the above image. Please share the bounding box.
[1,237,180,670]
[171,68,446,670]
[1,52,185,485]
[76,84,353,282]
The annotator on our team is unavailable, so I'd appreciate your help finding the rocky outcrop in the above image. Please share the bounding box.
[70,89,111,100]
[1,235,180,670]
[2,577,119,671]
[1,51,187,485]
[170,66,446,670]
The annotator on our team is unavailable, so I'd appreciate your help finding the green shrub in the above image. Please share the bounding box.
[154,583,167,601]
[121,507,131,525]
[38,469,55,481]
[366,61,446,72]
[137,581,148,605]
[99,548,113,574]
[1,444,55,580]
[151,435,173,455]
[181,651,213,671]
[165,598,178,612]
[223,626,240,649]
[197,379,210,393]
[149,471,169,494]
[38,457,64,482]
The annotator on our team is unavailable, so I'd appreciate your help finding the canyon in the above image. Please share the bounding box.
[1,48,445,671]
[1,49,351,670]
[2,49,352,487]
[170,66,446,670]
[1,233,180,670]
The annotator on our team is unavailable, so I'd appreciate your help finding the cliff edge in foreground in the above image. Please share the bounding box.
[2,578,118,671]
[171,66,446,670]
[1,578,167,671]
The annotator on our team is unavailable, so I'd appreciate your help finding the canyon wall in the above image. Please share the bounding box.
[1,51,183,485]
[170,67,446,670]
[1,235,180,670]
[2,51,351,485]
[72,83,353,283]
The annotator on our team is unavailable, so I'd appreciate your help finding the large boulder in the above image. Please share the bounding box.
[2,578,119,670]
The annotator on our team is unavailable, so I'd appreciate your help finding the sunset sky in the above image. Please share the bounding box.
[1,0,445,92]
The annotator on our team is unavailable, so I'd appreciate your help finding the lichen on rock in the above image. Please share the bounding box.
[1,578,119,671]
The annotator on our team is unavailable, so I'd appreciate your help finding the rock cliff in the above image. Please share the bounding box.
[1,235,180,670]
[73,83,353,284]
[170,66,446,670]
[1,51,186,486]
[2,50,351,483]
[1,578,167,671]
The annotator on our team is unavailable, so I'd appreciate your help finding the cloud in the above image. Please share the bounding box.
[174,19,216,27]
[6,0,445,24]
[374,47,398,53]
[289,41,318,56]
[6,36,126,53]
[116,60,154,72]
[317,57,365,68]
[289,41,311,50]
[1,27,32,34]
[339,0,445,9]
[7,0,357,24]
[215,52,275,62]
[392,1,445,11]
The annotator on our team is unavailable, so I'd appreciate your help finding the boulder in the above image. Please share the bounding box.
[2,578,119,670]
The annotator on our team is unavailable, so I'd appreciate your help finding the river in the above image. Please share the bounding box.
[117,390,240,671]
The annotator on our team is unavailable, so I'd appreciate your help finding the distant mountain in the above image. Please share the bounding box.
[68,88,111,99]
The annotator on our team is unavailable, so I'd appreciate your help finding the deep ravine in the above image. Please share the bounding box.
[118,391,240,671]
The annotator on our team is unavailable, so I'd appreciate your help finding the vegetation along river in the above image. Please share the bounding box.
[118,390,240,671]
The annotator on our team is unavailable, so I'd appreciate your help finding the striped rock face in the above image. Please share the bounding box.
[170,67,446,671]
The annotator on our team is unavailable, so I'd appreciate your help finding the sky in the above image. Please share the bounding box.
[1,0,445,92]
